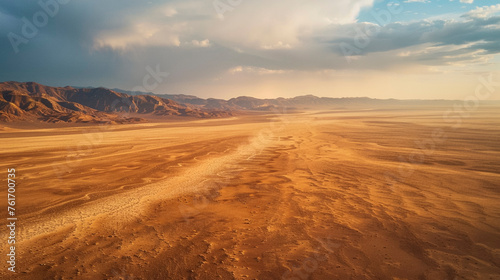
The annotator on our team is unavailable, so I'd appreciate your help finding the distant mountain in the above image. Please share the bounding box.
[2,82,480,124]
[111,88,460,111]
[111,88,358,110]
[0,82,231,123]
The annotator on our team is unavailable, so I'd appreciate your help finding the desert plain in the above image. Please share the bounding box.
[1,107,499,280]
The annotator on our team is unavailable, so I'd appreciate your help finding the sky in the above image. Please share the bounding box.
[0,0,499,100]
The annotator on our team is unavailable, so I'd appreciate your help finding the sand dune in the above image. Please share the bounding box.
[1,108,499,279]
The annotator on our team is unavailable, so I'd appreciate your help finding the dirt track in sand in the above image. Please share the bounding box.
[1,108,500,279]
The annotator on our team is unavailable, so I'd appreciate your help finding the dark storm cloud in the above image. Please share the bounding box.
[0,1,180,87]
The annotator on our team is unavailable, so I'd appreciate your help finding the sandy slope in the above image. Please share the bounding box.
[1,108,499,279]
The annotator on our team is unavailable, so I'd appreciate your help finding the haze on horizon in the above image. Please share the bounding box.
[1,0,499,100]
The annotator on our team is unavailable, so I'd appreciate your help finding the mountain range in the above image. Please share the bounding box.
[0,82,231,123]
[111,88,463,111]
[1,81,485,124]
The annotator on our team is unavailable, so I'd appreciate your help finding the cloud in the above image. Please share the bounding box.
[0,0,375,72]
[228,66,290,75]
[0,0,499,99]
[404,0,430,3]
[65,0,375,51]
[462,4,500,19]
[323,5,500,68]
[189,39,211,48]
[261,42,292,50]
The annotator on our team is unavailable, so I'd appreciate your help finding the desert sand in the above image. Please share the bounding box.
[1,107,500,279]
